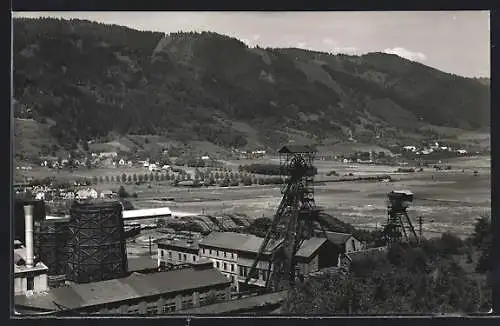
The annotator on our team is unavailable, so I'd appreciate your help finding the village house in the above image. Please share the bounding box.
[100,189,115,199]
[99,152,118,159]
[76,188,99,200]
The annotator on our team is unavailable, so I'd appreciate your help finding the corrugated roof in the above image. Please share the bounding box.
[295,237,327,258]
[323,231,353,245]
[15,266,230,311]
[199,232,282,254]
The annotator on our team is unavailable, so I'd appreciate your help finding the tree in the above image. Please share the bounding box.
[105,175,110,183]
[99,176,104,183]
[138,174,144,183]
[118,186,129,198]
[92,176,98,185]
[127,175,132,183]
[121,173,127,183]
[132,173,138,182]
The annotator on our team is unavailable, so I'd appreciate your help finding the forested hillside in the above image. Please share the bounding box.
[13,18,490,159]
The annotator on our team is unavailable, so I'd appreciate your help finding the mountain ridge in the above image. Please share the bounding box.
[13,18,490,160]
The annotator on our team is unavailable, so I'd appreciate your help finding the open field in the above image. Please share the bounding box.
[17,156,490,239]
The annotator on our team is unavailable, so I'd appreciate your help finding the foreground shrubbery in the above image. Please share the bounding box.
[284,217,492,314]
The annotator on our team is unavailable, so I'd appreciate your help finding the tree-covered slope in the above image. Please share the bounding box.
[13,18,490,157]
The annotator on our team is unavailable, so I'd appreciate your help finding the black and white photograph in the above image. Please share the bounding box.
[11,11,492,316]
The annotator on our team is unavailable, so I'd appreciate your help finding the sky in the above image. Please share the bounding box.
[13,11,490,78]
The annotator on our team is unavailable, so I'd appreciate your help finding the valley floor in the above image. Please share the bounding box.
[16,156,490,239]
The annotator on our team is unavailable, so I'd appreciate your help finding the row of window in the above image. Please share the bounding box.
[213,260,236,273]
[160,250,198,263]
[238,266,268,281]
[201,248,235,260]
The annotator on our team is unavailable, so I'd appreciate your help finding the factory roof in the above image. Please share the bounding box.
[322,231,353,245]
[122,207,172,219]
[15,266,230,312]
[295,237,327,258]
[346,247,387,264]
[127,256,158,273]
[199,232,282,254]
[157,238,200,252]
[278,144,317,154]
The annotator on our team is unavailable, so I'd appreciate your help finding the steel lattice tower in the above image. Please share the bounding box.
[244,144,325,292]
[383,190,419,245]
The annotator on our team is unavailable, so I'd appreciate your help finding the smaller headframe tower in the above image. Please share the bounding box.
[384,190,419,245]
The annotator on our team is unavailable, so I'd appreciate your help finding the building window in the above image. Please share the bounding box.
[231,275,235,283]
[224,252,227,258]
[239,266,243,276]
[163,303,176,313]
[161,250,164,257]
[216,261,220,269]
[182,298,193,309]
[249,268,258,279]
[202,248,206,254]
[216,250,219,257]
[183,254,187,261]
[231,253,234,259]
[262,270,268,281]
[146,306,157,314]
[231,264,235,272]
[169,251,172,258]
[178,253,182,261]
[209,249,212,255]
[351,239,356,251]
[223,262,227,270]
[193,255,196,262]
[27,276,34,291]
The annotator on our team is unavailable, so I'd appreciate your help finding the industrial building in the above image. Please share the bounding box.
[15,260,232,315]
[66,201,128,283]
[198,232,346,292]
[122,207,172,220]
[157,238,200,267]
[14,205,49,296]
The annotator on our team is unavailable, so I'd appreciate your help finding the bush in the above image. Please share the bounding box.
[118,186,130,198]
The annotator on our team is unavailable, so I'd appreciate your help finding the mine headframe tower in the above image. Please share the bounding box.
[244,144,327,292]
[383,190,420,245]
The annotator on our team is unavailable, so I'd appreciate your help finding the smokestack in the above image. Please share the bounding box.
[24,205,34,268]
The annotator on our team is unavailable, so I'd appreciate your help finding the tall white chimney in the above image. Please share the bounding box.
[24,205,34,268]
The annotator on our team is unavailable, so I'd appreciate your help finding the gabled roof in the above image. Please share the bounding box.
[278,144,317,154]
[199,232,282,254]
[15,266,230,311]
[157,238,200,252]
[322,231,353,245]
[295,237,327,258]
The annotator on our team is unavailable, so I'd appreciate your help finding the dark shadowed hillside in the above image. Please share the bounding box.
[13,18,490,159]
